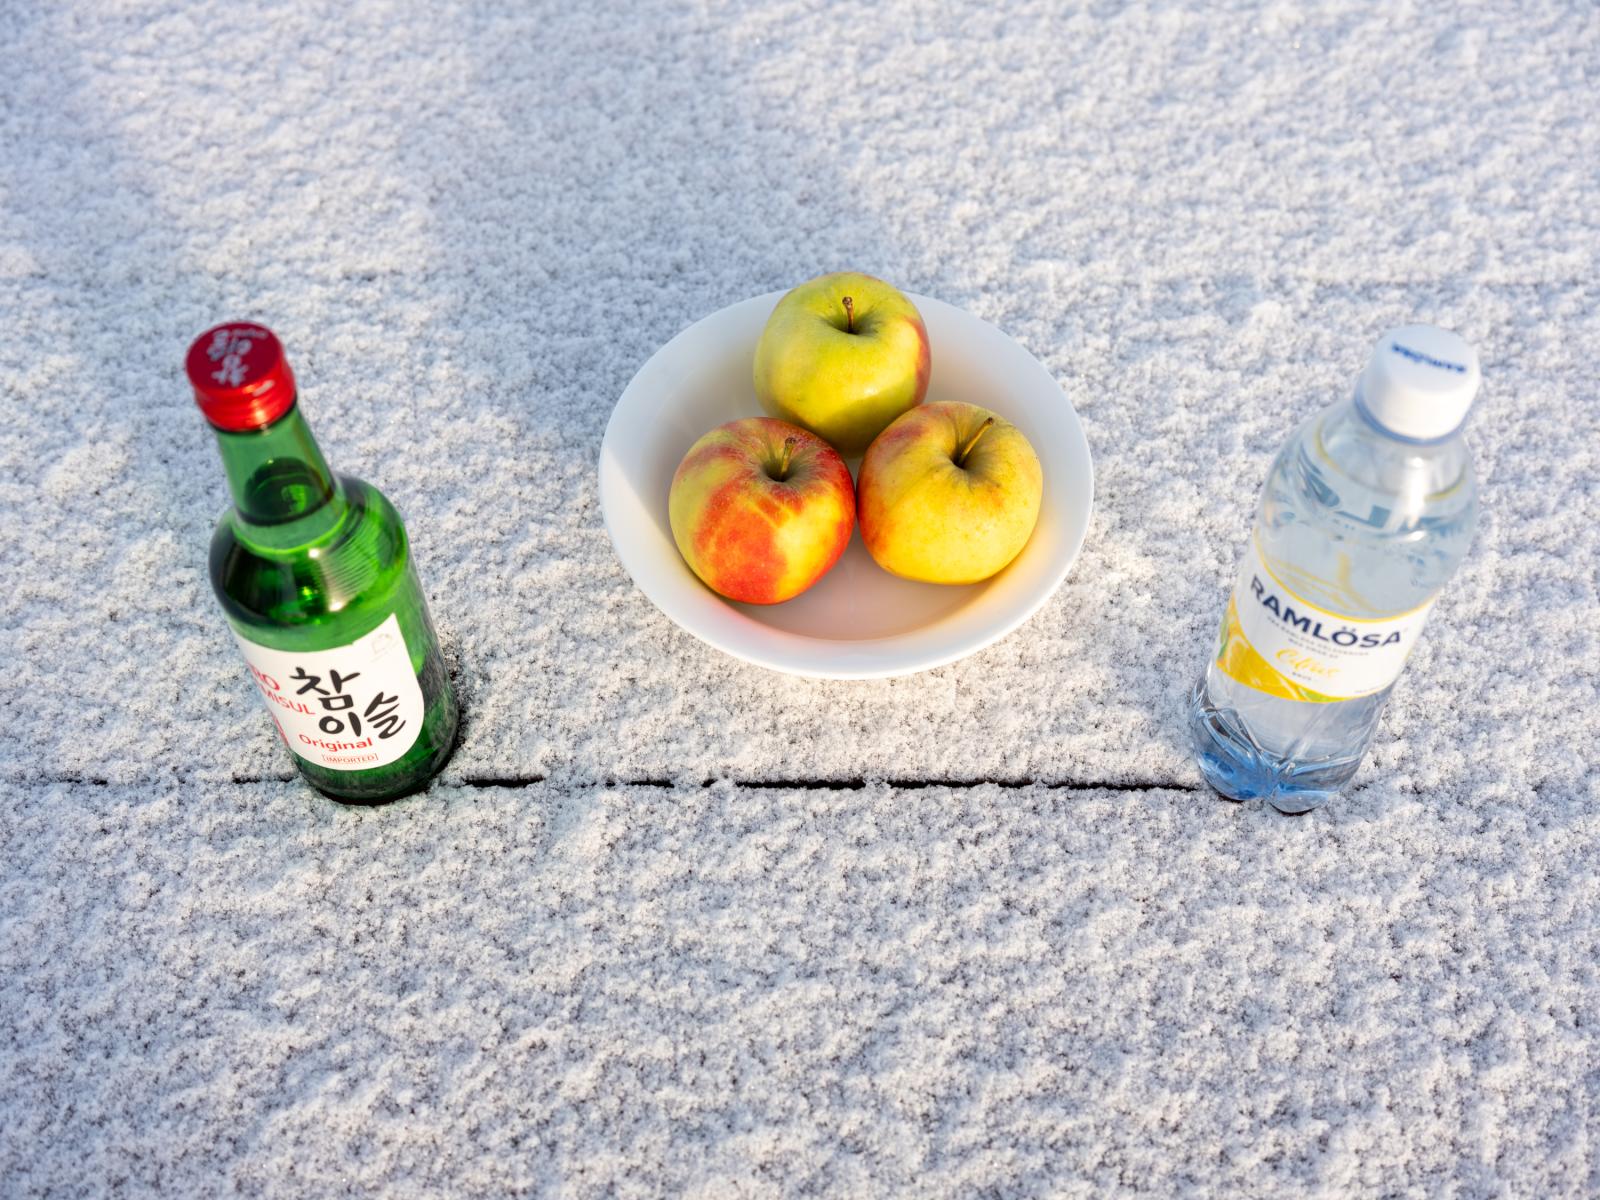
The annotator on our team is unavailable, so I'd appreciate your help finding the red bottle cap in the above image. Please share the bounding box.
[186,322,297,431]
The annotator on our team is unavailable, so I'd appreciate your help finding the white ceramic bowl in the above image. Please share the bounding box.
[598,290,1093,679]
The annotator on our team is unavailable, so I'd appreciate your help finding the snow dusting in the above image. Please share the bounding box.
[2,1,1597,1194]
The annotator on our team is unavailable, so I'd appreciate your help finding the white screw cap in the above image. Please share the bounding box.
[1358,325,1481,441]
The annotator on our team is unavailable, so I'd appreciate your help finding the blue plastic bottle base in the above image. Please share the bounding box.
[1188,677,1361,815]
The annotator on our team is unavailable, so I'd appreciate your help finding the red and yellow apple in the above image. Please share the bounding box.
[753,272,931,457]
[669,417,855,604]
[857,401,1043,585]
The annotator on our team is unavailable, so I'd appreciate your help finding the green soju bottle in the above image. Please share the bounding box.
[187,322,459,804]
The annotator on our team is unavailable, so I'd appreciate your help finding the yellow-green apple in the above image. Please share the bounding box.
[669,417,856,604]
[753,272,930,457]
[857,401,1043,584]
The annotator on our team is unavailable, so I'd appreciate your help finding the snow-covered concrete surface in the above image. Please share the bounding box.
[2,1,1597,1195]
[6,779,1598,1196]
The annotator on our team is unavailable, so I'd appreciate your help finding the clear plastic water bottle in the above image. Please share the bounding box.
[1189,325,1481,813]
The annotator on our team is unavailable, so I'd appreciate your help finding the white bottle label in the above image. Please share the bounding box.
[233,613,425,770]
[1216,537,1435,702]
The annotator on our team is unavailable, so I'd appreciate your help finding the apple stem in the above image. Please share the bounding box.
[842,296,855,334]
[775,436,798,481]
[956,417,996,468]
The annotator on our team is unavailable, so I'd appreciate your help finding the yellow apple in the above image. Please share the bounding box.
[857,401,1043,584]
[753,272,930,457]
[669,417,856,604]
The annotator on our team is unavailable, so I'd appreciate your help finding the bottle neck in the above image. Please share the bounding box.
[1313,395,1473,522]
[213,399,348,550]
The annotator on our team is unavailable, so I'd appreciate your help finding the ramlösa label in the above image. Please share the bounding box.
[1218,538,1434,702]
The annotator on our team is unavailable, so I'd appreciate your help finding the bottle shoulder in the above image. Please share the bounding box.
[1266,402,1477,531]
[210,475,415,637]
[1253,401,1477,617]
